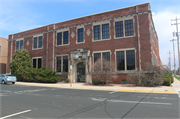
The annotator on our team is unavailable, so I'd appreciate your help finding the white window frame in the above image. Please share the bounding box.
[55,54,69,74]
[32,57,42,69]
[56,27,70,46]
[32,34,43,50]
[92,20,111,42]
[115,48,136,72]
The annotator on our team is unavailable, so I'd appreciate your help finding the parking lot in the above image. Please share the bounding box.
[0,84,180,119]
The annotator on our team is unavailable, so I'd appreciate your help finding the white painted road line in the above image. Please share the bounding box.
[92,98,172,105]
[0,110,31,119]
[109,91,118,94]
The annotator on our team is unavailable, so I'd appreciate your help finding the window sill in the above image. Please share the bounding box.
[56,44,70,47]
[92,38,111,42]
[32,47,43,50]
[113,70,136,74]
[56,72,68,75]
[114,35,135,39]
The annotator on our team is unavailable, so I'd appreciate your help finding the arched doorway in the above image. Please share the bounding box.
[77,62,85,82]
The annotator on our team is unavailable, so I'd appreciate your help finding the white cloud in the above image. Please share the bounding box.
[0,1,42,35]
[152,11,180,70]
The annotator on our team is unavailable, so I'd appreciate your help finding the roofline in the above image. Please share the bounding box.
[9,2,150,36]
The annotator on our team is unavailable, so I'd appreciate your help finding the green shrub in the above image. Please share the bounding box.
[66,79,70,83]
[163,70,173,86]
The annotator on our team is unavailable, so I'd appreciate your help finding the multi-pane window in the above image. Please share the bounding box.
[116,50,135,71]
[93,25,101,40]
[57,31,69,45]
[102,24,110,39]
[16,40,23,50]
[63,56,68,72]
[33,36,43,49]
[63,31,69,45]
[125,19,134,36]
[57,32,62,45]
[94,53,101,63]
[126,50,135,70]
[33,58,42,69]
[116,51,125,70]
[93,23,110,40]
[94,52,110,71]
[77,28,84,43]
[56,55,68,73]
[115,21,124,37]
[56,56,61,72]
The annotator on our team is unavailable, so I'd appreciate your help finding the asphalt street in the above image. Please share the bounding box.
[0,84,180,119]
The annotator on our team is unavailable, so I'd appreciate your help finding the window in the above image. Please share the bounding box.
[116,51,125,70]
[33,58,42,69]
[126,50,135,70]
[93,25,101,40]
[93,23,110,40]
[125,19,134,36]
[116,50,135,71]
[33,36,43,49]
[57,31,69,45]
[16,40,23,50]
[77,28,84,43]
[102,24,110,39]
[56,55,68,73]
[94,52,110,71]
[115,21,124,37]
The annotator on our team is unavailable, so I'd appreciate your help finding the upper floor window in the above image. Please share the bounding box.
[125,19,134,36]
[56,55,68,73]
[33,58,42,69]
[115,21,124,37]
[33,36,43,49]
[57,31,69,45]
[77,28,84,43]
[93,25,101,40]
[93,23,110,40]
[116,49,135,71]
[16,40,23,50]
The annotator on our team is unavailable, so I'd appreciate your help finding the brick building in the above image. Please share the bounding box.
[7,2,161,83]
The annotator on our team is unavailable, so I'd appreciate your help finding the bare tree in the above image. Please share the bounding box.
[127,63,164,86]
[91,58,114,85]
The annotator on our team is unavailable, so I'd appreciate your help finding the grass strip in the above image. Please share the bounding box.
[174,76,180,81]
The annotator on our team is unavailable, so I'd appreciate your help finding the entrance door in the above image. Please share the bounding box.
[77,62,85,82]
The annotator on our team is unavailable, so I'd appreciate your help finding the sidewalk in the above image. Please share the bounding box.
[15,78,180,94]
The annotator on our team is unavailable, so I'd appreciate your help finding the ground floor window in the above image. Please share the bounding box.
[33,58,42,69]
[116,49,135,71]
[93,51,110,71]
[56,55,68,73]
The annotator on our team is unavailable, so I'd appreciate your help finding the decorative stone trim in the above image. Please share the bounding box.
[86,29,91,36]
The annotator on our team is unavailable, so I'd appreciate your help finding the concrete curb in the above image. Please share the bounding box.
[15,82,178,94]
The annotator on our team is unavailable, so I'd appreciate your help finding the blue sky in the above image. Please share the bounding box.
[0,0,180,69]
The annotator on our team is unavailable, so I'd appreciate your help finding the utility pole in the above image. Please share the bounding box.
[167,51,172,71]
[170,39,176,75]
[171,17,180,76]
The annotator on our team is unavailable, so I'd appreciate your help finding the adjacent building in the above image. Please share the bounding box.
[6,2,162,83]
[0,37,8,74]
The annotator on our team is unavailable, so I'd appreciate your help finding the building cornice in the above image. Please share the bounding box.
[8,10,151,41]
